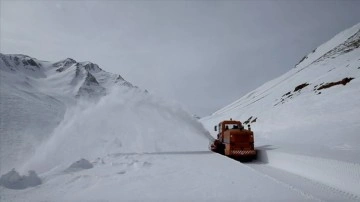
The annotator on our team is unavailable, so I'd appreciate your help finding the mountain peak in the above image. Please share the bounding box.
[81,62,102,73]
[53,58,77,67]
[0,53,44,77]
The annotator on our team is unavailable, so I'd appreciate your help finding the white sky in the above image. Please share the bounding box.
[1,0,359,116]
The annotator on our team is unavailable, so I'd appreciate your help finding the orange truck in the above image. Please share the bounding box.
[210,119,256,160]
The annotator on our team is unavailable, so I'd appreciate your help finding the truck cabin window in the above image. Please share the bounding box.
[224,124,240,130]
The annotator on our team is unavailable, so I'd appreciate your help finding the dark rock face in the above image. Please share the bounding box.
[27,59,39,67]
[294,83,309,92]
[56,67,65,72]
[0,169,41,190]
[83,63,101,73]
[0,54,12,68]
[85,71,100,85]
[76,72,106,99]
[2,54,44,78]
[317,77,354,90]
[13,56,20,66]
[53,58,77,67]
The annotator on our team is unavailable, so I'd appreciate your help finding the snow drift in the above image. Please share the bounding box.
[65,158,93,172]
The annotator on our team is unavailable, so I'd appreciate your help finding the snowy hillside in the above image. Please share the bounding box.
[200,23,360,198]
[201,23,360,155]
[0,54,136,172]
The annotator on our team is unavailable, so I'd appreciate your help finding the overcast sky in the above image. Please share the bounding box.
[1,0,359,116]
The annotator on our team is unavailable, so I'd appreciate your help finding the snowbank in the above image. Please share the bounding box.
[65,159,93,172]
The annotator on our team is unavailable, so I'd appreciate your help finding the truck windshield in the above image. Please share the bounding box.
[225,124,240,129]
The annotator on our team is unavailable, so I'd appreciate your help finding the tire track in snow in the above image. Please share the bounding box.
[241,149,360,201]
[233,160,323,202]
[258,150,360,199]
[246,163,359,202]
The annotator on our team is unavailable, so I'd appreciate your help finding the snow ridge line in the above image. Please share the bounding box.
[257,150,360,199]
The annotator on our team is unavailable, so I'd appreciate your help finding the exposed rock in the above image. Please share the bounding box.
[0,169,41,189]
[294,83,309,92]
[83,62,102,73]
[317,77,354,91]
[53,58,77,67]
[243,116,253,125]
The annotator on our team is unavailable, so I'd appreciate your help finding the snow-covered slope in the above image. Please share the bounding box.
[295,23,360,69]
[201,23,360,162]
[0,53,211,174]
[199,23,360,199]
[0,54,136,172]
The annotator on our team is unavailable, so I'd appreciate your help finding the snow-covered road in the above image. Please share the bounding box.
[3,150,359,201]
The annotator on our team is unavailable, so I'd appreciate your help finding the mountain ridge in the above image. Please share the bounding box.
[295,23,360,69]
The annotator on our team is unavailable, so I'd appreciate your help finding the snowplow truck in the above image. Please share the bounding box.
[210,119,256,160]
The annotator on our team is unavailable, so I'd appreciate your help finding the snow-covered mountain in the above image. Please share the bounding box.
[0,53,210,174]
[0,54,137,172]
[1,54,134,99]
[201,23,360,162]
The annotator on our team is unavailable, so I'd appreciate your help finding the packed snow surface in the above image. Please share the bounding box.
[3,153,341,202]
